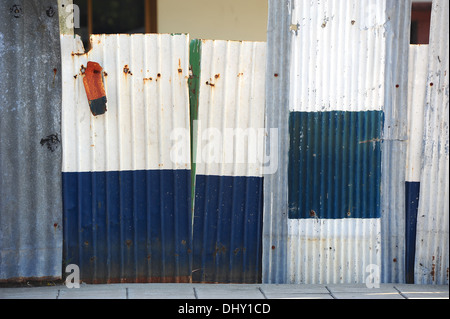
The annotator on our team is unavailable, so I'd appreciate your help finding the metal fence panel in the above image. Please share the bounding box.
[60,34,192,283]
[287,0,411,284]
[415,0,449,285]
[192,39,266,283]
[262,0,291,284]
[405,44,428,283]
[0,0,63,282]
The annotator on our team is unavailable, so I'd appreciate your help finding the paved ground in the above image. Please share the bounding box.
[0,283,448,299]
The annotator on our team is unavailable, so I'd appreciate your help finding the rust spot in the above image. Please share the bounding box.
[143,77,153,82]
[103,71,108,77]
[213,243,227,256]
[71,52,86,56]
[431,263,436,282]
[351,20,356,25]
[181,240,186,245]
[178,68,183,73]
[395,84,400,88]
[125,240,132,247]
[80,64,86,74]
[214,74,220,79]
[393,258,397,262]
[237,72,244,77]
[157,73,161,78]
[84,241,89,246]
[274,73,279,77]
[206,81,215,87]
[309,210,316,217]
[123,65,132,75]
[271,245,276,250]
[53,68,57,75]
[347,211,351,216]
[233,248,240,255]
[74,74,78,79]
[430,82,434,87]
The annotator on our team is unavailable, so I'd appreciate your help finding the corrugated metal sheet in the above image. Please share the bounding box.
[380,0,412,284]
[262,0,291,284]
[406,45,429,184]
[60,34,192,283]
[287,0,411,284]
[405,44,428,283]
[0,0,63,281]
[192,39,266,283]
[415,0,449,285]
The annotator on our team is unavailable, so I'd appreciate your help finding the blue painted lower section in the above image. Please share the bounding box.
[405,181,420,284]
[288,111,384,219]
[62,169,192,283]
[193,174,263,283]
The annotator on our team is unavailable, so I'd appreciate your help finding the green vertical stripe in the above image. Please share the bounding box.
[188,39,202,217]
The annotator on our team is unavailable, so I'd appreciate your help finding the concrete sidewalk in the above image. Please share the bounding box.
[0,283,448,299]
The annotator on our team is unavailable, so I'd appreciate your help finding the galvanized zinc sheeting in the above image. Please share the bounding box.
[380,0,412,284]
[262,0,291,284]
[192,39,266,283]
[415,0,449,285]
[0,0,63,281]
[60,34,192,283]
[287,0,411,284]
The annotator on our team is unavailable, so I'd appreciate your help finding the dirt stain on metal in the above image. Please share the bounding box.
[40,134,60,152]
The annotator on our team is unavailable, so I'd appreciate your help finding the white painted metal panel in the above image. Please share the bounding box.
[406,45,429,183]
[61,34,191,173]
[289,0,387,112]
[195,40,266,177]
[288,219,381,284]
[415,0,449,285]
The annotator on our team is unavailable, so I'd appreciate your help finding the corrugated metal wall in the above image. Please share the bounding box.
[414,0,449,285]
[192,39,266,283]
[60,34,192,283]
[286,0,411,284]
[0,0,63,282]
[262,0,291,284]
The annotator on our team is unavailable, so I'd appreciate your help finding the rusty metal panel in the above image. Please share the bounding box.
[192,39,266,283]
[60,34,192,283]
[415,0,449,285]
[287,0,411,284]
[0,0,63,281]
[262,0,291,284]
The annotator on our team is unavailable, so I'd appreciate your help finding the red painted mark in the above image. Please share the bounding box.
[83,62,106,101]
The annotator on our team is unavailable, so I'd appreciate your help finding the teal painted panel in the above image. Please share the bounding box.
[288,111,384,219]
